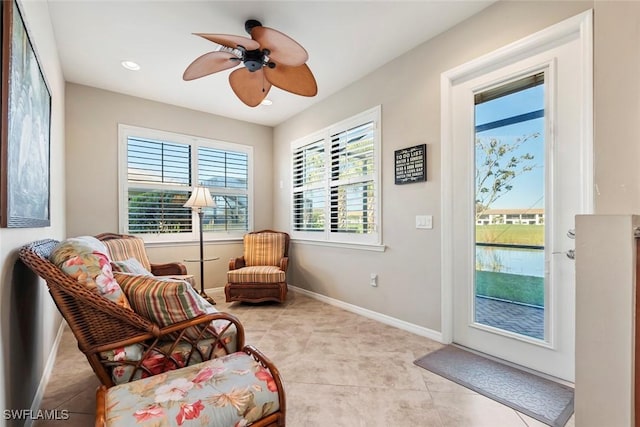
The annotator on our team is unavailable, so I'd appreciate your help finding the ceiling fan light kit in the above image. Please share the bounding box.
[184,19,317,107]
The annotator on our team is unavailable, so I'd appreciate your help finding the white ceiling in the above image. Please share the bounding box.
[46,1,494,127]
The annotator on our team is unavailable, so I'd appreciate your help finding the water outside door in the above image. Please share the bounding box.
[441,12,592,382]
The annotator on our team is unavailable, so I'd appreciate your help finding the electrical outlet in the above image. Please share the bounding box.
[370,273,378,287]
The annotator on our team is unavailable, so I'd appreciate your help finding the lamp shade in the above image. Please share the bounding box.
[184,186,216,209]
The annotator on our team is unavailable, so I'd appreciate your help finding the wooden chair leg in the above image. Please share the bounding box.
[95,386,107,427]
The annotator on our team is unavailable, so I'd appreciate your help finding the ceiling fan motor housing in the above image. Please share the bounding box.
[244,49,265,72]
[243,19,266,72]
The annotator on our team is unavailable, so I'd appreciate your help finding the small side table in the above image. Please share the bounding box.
[183,257,220,305]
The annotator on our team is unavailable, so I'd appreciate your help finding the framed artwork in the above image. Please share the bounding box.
[394,144,426,184]
[1,0,52,227]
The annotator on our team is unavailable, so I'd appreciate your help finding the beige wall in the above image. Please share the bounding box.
[593,1,640,214]
[273,1,592,332]
[575,215,638,427]
[65,84,273,288]
[0,0,66,423]
[574,4,640,422]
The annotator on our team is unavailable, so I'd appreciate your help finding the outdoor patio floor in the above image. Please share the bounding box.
[475,296,544,340]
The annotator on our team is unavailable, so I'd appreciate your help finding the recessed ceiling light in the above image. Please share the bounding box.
[121,60,140,71]
[260,99,273,106]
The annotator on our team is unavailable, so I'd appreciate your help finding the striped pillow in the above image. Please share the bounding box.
[103,237,152,272]
[244,232,285,267]
[114,273,215,339]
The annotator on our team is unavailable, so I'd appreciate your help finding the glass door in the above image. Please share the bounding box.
[474,74,546,341]
[445,13,593,381]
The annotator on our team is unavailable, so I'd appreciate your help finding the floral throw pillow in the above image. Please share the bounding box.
[50,237,131,309]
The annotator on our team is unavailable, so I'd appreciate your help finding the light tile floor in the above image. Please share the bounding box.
[36,288,575,426]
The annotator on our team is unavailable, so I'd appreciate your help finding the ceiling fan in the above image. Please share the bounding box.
[183,19,318,107]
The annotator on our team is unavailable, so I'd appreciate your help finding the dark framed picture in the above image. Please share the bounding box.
[395,144,426,184]
[1,0,52,227]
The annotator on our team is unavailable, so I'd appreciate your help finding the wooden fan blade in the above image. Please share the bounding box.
[251,26,308,67]
[183,51,240,81]
[195,33,260,51]
[229,68,272,107]
[264,63,317,97]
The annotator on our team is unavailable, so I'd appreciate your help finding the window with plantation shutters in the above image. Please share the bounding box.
[291,106,381,245]
[119,125,253,242]
[198,147,249,232]
[127,138,193,234]
[330,122,376,235]
[292,138,325,232]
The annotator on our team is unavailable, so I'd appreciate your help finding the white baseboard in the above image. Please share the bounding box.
[289,285,443,342]
[25,321,66,427]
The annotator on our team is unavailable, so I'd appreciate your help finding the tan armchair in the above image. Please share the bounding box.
[225,230,290,303]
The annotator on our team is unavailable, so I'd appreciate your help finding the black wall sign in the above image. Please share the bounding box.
[394,144,426,184]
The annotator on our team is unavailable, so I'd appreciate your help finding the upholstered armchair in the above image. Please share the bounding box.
[225,230,290,303]
[95,232,194,285]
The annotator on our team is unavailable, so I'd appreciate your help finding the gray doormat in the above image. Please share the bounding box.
[414,346,574,427]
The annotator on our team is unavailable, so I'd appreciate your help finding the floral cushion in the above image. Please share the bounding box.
[227,266,286,283]
[101,332,239,385]
[114,273,232,340]
[50,236,131,309]
[104,352,280,427]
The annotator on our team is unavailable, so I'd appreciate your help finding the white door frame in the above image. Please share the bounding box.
[440,11,593,345]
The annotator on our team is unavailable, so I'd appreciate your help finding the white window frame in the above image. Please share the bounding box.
[290,106,382,246]
[118,124,254,243]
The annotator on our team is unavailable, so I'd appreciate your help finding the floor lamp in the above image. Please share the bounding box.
[184,186,217,305]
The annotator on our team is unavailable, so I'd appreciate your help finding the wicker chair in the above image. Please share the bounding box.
[19,239,245,387]
[225,230,290,304]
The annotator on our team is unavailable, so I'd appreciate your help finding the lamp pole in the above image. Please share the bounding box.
[196,208,215,304]
[198,208,216,305]
[184,186,217,306]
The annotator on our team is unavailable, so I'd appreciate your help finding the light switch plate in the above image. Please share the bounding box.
[416,215,433,229]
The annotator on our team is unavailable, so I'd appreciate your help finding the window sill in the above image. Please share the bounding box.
[291,238,386,252]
